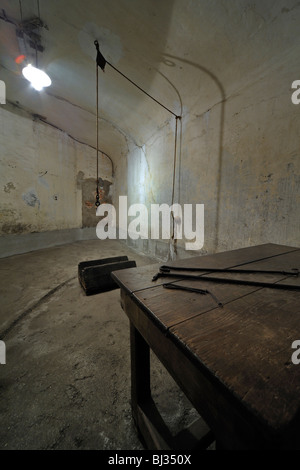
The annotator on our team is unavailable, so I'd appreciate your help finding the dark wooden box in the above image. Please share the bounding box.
[78,256,136,295]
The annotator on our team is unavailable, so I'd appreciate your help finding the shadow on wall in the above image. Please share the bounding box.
[163,54,226,253]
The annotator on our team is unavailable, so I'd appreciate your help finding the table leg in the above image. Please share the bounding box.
[130,323,175,449]
[130,322,151,422]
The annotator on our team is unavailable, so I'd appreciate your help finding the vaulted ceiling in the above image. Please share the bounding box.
[1,0,300,161]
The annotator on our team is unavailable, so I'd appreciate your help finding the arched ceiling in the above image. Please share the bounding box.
[1,0,300,162]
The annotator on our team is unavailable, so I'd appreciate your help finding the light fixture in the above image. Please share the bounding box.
[17,0,51,92]
[22,64,51,91]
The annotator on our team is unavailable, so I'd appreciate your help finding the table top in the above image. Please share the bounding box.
[111,243,300,436]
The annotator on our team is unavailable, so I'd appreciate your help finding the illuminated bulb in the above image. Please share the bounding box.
[22,64,51,91]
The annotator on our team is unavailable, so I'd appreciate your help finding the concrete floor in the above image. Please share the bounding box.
[0,239,203,450]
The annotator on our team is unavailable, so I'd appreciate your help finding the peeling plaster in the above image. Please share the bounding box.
[78,174,113,228]
[22,189,40,209]
[1,223,33,234]
[3,182,16,193]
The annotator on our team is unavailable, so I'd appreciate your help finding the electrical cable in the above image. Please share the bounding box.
[37,0,41,20]
[19,0,23,22]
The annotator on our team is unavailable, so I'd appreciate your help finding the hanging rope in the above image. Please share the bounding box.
[171,116,180,207]
[170,115,181,255]
[95,45,100,208]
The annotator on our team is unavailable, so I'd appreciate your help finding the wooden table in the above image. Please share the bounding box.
[111,243,300,450]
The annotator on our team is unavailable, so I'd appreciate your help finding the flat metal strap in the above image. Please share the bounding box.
[159,265,299,276]
[153,271,300,291]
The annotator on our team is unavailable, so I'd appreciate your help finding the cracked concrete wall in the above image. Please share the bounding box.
[0,105,113,235]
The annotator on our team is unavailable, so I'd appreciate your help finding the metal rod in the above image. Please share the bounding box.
[163,283,223,307]
[171,116,179,207]
[159,266,299,276]
[153,271,300,291]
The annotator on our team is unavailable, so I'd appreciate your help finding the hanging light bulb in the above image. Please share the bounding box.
[22,64,51,91]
